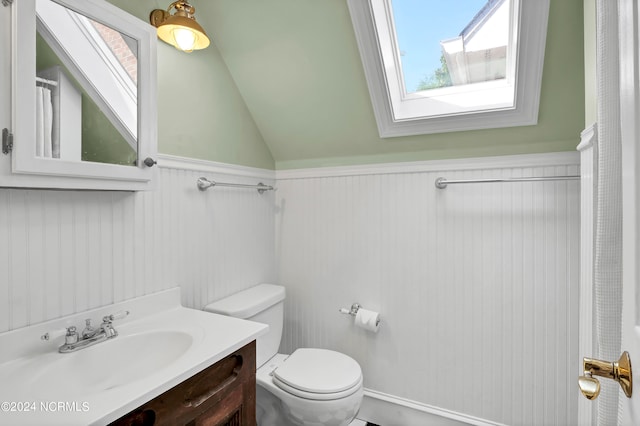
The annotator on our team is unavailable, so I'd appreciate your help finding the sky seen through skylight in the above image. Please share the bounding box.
[391,0,488,92]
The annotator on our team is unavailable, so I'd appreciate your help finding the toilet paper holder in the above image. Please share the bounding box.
[339,302,382,331]
[339,303,362,317]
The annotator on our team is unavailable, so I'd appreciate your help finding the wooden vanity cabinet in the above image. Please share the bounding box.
[111,341,256,426]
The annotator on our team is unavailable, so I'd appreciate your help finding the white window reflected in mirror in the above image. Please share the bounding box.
[36,0,138,166]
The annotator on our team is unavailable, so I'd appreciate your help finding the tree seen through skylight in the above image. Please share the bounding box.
[391,0,506,93]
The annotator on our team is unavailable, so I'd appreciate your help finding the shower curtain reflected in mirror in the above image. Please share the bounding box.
[35,84,56,158]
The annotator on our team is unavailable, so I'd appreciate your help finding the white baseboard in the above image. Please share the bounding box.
[358,389,507,426]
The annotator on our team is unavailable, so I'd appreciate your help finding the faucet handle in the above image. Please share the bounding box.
[103,310,129,323]
[41,328,67,341]
[100,311,128,340]
[64,326,78,345]
[41,326,78,341]
[81,319,96,339]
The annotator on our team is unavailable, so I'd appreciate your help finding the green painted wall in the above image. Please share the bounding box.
[107,0,584,170]
[80,95,138,166]
[203,0,585,169]
[107,0,275,170]
[584,0,596,127]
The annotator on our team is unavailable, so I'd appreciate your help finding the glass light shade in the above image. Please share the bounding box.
[173,27,197,51]
[155,15,210,52]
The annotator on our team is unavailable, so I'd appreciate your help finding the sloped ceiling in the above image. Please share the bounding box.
[196,0,584,169]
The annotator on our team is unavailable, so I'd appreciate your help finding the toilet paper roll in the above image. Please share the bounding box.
[355,308,380,333]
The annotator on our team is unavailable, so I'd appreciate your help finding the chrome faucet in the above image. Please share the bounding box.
[81,318,96,339]
[42,310,130,353]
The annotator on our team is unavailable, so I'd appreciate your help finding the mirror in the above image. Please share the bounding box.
[8,0,157,190]
[35,0,138,166]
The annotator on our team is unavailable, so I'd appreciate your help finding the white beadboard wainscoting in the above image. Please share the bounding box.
[275,152,581,426]
[0,154,276,333]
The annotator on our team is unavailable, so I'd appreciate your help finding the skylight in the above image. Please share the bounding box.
[348,0,550,137]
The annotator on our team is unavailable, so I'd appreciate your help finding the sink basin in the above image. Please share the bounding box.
[31,330,193,398]
[0,289,269,425]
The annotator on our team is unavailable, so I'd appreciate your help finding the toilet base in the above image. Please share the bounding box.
[257,382,363,426]
[256,384,295,426]
[256,353,363,426]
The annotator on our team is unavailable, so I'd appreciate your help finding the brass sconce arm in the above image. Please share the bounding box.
[150,1,193,25]
[149,1,210,52]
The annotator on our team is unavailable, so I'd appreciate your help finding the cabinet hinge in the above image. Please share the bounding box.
[2,0,13,7]
[2,128,13,154]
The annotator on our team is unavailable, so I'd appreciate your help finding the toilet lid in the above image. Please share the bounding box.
[272,348,362,395]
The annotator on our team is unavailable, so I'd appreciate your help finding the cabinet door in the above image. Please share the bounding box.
[1,2,10,155]
[194,386,244,426]
[111,341,256,426]
[4,0,158,190]
[113,387,245,426]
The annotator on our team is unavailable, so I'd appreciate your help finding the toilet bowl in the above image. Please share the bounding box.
[204,284,364,426]
[257,351,363,426]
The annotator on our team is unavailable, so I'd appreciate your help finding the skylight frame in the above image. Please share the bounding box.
[347,0,550,137]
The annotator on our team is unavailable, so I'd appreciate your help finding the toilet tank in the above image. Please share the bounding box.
[203,284,285,369]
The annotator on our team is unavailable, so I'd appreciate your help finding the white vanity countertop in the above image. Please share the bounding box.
[0,288,268,425]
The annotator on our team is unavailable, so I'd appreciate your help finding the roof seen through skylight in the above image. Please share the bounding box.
[391,0,507,93]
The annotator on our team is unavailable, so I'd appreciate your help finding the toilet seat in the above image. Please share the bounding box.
[272,348,362,401]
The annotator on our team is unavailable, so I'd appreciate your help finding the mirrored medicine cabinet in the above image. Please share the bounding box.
[2,0,157,190]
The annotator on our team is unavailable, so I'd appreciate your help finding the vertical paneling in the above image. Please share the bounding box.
[0,190,9,332]
[0,153,580,425]
[0,164,276,332]
[9,191,29,330]
[276,158,580,426]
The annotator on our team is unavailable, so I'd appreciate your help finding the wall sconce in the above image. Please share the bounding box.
[149,1,210,52]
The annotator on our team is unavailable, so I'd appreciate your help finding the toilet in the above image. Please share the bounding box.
[203,284,363,426]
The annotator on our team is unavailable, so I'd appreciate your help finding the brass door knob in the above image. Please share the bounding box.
[578,373,601,400]
[578,351,632,400]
